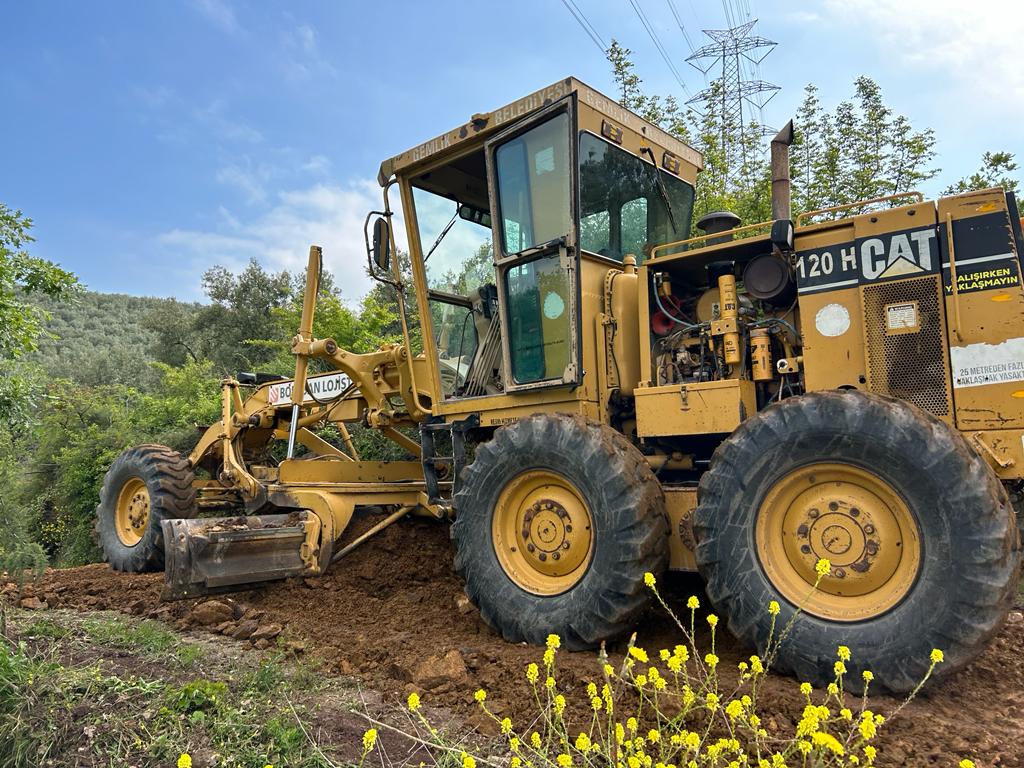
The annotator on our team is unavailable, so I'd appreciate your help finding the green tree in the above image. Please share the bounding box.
[943,151,1020,196]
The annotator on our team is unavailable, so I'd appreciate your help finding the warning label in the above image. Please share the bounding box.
[885,302,917,331]
[943,255,1021,295]
[950,337,1024,388]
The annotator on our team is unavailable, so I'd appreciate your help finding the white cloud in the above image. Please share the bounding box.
[818,0,1024,120]
[191,0,239,33]
[157,179,404,302]
[215,159,271,203]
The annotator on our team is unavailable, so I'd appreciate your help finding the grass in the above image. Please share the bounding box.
[0,609,355,768]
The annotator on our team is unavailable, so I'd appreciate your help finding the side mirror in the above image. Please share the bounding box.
[372,217,391,272]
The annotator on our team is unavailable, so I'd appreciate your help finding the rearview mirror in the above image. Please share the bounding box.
[372,217,391,272]
[458,204,491,229]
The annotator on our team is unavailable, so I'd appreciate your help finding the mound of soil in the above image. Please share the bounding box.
[9,513,1024,765]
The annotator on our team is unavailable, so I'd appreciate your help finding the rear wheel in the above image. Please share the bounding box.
[96,445,196,572]
[695,391,1019,692]
[452,414,668,649]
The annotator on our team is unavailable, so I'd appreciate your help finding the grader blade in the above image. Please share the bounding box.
[161,512,320,600]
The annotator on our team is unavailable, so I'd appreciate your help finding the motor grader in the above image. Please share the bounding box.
[97,77,1024,692]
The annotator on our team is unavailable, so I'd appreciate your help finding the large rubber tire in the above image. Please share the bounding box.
[452,414,668,650]
[695,390,1019,693]
[96,445,196,572]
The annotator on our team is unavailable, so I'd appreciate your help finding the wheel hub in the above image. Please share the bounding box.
[115,478,151,547]
[756,463,921,621]
[493,470,594,595]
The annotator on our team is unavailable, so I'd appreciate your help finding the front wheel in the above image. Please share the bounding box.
[695,391,1019,692]
[96,445,196,572]
[452,414,668,649]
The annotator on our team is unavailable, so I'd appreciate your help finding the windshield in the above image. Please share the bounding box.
[578,132,695,262]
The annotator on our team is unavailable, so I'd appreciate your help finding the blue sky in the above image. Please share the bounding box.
[2,0,1022,301]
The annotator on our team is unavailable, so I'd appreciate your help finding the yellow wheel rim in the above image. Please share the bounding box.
[755,463,921,622]
[492,470,594,596]
[114,477,150,547]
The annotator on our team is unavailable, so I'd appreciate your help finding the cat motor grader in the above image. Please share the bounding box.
[97,77,1024,691]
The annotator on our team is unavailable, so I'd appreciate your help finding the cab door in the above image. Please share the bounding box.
[485,97,581,392]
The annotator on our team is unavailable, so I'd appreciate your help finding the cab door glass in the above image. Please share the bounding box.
[505,254,570,383]
[495,112,572,255]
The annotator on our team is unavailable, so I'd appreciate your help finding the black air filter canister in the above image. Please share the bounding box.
[743,254,796,305]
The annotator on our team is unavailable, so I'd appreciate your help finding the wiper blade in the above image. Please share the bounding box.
[425,206,461,263]
[641,147,679,236]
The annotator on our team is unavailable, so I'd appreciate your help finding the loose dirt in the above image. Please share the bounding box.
[8,513,1024,766]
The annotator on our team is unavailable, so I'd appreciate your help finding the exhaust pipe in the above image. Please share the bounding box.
[771,120,795,222]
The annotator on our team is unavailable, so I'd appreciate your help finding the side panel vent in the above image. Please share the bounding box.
[861,275,951,417]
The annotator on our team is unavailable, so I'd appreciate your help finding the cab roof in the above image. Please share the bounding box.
[377,76,704,186]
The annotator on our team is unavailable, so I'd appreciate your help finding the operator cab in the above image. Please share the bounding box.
[380,78,701,406]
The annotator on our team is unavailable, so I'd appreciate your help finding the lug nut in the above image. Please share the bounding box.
[527,543,535,553]
[850,507,860,517]
[562,541,570,550]
[865,540,879,555]
[801,544,811,554]
[809,509,819,518]
[565,524,573,533]
[553,552,561,560]
[829,501,839,511]
[864,524,875,535]
[539,553,547,561]
[835,568,846,579]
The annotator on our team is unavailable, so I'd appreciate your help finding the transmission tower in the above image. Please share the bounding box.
[685,19,779,171]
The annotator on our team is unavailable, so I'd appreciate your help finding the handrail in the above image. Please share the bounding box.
[796,192,924,227]
[649,220,774,261]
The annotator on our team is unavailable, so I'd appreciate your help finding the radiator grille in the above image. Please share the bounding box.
[862,275,951,417]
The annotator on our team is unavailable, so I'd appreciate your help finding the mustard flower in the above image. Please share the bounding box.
[362,728,378,753]
[407,692,421,712]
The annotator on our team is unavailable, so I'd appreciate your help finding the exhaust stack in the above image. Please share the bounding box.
[771,120,795,221]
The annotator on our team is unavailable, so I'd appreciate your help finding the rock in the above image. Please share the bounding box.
[127,599,148,615]
[339,659,355,675]
[412,649,468,690]
[253,638,271,650]
[231,620,260,640]
[190,600,234,627]
[250,623,283,642]
[283,640,306,655]
[1008,611,1023,624]
[241,608,266,622]
[19,596,46,610]
[455,595,474,615]
[213,621,236,635]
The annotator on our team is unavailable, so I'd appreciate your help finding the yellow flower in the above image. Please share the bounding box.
[177,756,192,768]
[644,572,657,588]
[591,695,602,710]
[959,761,976,768]
[615,722,625,744]
[586,682,597,697]
[545,676,556,690]
[750,655,764,675]
[554,694,567,716]
[511,758,522,768]
[462,753,476,768]
[706,614,719,628]
[634,674,647,688]
[834,661,847,676]
[647,728,661,743]
[798,740,812,755]
[543,648,555,667]
[864,745,876,761]
[556,754,572,768]
[501,717,513,735]
[811,732,844,755]
[659,648,671,661]
[724,699,743,719]
[684,731,700,750]
[474,689,487,703]
[930,648,944,664]
[667,656,682,673]
[510,737,520,751]
[526,663,539,684]
[800,682,812,696]
[627,717,638,733]
[362,728,378,753]
[705,693,719,710]
[687,596,700,610]
[546,634,562,650]
[859,713,877,741]
[827,683,838,695]
[840,708,853,720]
[407,692,421,712]
[837,645,851,661]
[862,670,873,683]
[603,663,615,677]
[576,733,592,751]
[629,646,649,663]
[767,600,780,615]
[704,653,719,669]
[748,714,761,728]
[532,731,543,749]
[815,558,831,577]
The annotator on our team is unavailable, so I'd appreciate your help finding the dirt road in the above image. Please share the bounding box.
[9,514,1024,766]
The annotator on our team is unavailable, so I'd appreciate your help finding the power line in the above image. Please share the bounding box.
[566,0,608,50]
[559,0,607,54]
[627,0,692,97]
[665,0,697,54]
